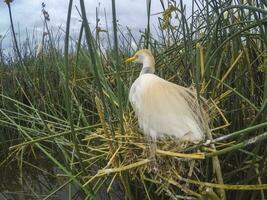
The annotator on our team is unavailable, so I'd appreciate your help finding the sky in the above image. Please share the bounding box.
[0,0,164,49]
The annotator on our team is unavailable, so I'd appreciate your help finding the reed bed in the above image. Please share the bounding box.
[0,0,267,199]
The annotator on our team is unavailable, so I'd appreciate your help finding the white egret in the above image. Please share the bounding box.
[125,49,208,144]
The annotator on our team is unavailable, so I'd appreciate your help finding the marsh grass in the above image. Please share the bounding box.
[0,0,267,199]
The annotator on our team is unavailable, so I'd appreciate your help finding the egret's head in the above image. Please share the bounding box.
[125,49,155,66]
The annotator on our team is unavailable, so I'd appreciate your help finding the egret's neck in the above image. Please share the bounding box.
[140,58,155,75]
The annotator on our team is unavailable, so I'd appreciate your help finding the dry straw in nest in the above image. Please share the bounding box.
[82,96,211,198]
[81,95,267,199]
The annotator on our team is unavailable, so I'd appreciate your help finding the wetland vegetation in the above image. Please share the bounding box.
[0,0,267,199]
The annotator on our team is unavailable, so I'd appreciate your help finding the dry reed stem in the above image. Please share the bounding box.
[97,159,150,175]
[176,174,267,190]
[134,143,205,159]
[83,159,150,187]
[206,129,226,199]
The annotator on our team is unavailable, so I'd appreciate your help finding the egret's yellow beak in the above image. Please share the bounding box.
[124,56,137,64]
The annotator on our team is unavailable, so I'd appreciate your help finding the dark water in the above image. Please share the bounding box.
[0,158,123,200]
[0,150,89,200]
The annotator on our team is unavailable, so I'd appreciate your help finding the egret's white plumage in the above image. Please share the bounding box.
[126,49,208,143]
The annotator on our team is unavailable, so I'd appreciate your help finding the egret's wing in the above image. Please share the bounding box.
[133,74,207,141]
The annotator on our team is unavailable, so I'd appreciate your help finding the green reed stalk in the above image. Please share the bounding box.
[146,0,151,48]
[79,0,106,109]
[0,108,91,195]
[111,0,124,134]
[211,76,259,111]
[5,1,22,63]
[64,0,94,197]
[207,132,267,157]
[263,55,267,101]
[213,122,267,143]
[111,1,132,199]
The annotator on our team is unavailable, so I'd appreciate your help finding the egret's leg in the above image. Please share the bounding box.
[148,130,159,171]
[149,137,157,161]
[145,136,156,160]
[148,129,157,160]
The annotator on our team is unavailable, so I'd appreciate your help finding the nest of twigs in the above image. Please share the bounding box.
[80,96,267,199]
[82,107,213,198]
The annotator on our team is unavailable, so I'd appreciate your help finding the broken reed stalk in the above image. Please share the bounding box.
[212,122,267,143]
[206,132,267,157]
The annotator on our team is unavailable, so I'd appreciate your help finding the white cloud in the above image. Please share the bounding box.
[0,0,163,48]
